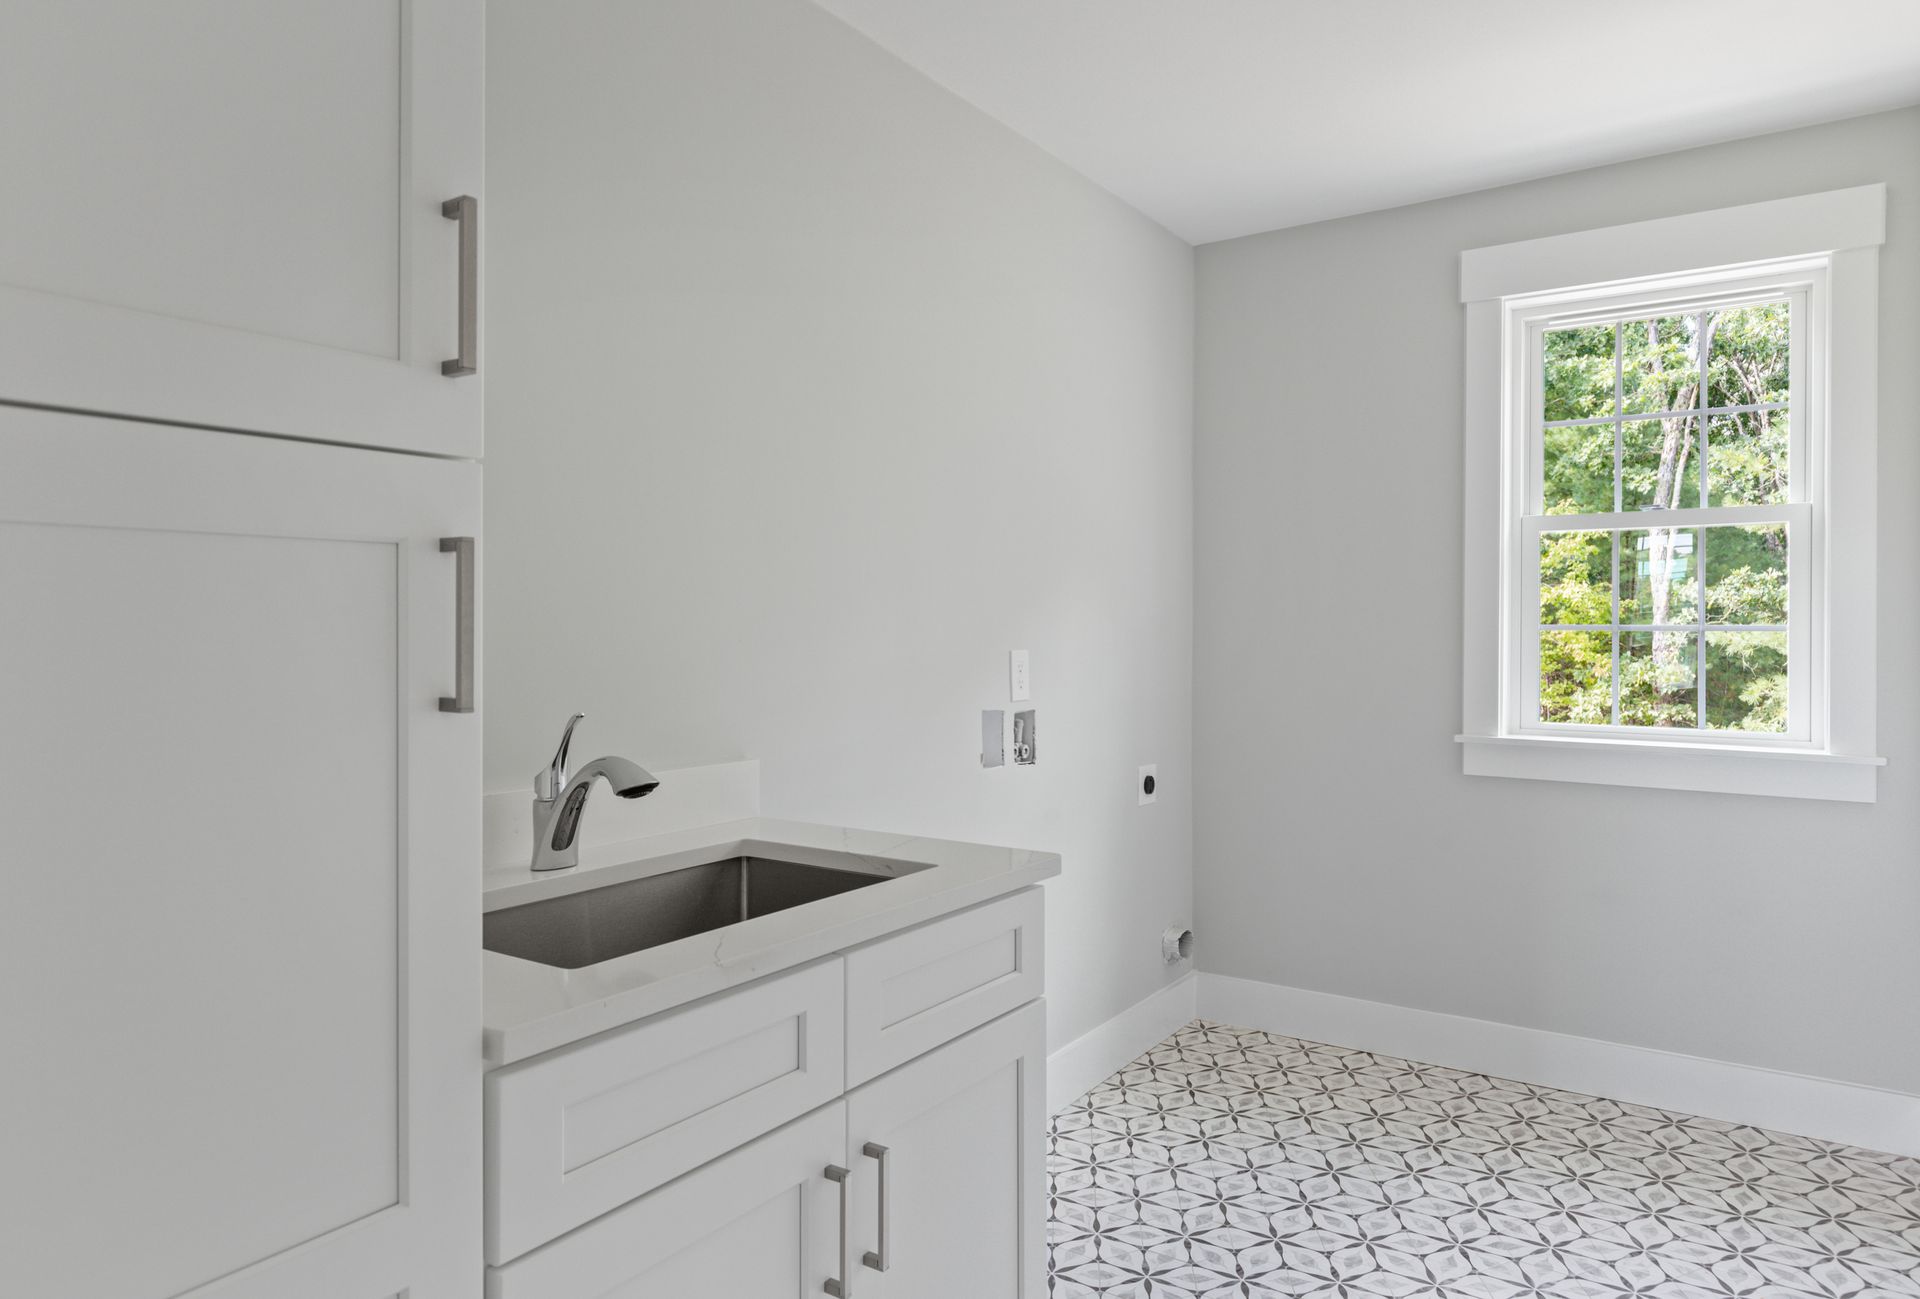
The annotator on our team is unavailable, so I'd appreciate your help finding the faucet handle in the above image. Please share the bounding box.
[536,712,585,802]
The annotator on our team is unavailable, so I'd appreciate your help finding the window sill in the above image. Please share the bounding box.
[1456,733,1884,803]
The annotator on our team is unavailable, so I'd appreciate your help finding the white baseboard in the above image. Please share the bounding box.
[1198,972,1920,1158]
[1048,972,1199,1112]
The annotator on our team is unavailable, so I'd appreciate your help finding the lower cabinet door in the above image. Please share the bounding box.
[0,408,481,1299]
[845,1000,1048,1299]
[487,1102,850,1299]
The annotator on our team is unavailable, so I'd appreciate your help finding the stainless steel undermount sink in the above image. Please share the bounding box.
[483,855,930,969]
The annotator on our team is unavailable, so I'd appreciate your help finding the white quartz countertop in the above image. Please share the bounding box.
[482,816,1060,1066]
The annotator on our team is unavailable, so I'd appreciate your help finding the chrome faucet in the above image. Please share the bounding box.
[530,713,660,872]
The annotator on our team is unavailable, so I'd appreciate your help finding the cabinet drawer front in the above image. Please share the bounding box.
[486,1102,845,1299]
[844,888,1044,1086]
[486,958,845,1263]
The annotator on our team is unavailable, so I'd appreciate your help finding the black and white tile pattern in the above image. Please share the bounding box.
[1047,1021,1920,1298]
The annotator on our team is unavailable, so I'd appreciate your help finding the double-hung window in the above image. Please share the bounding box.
[1521,276,1809,740]
[1458,186,1885,801]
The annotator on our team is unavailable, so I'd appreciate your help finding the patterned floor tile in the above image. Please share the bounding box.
[1048,1021,1920,1298]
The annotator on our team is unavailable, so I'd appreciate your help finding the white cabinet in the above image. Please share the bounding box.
[846,1002,1048,1299]
[0,408,481,1299]
[0,0,483,457]
[489,1003,1048,1299]
[484,891,1050,1296]
[487,1104,848,1299]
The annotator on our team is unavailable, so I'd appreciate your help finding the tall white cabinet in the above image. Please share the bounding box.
[0,0,484,455]
[1,3,486,1287]
[0,410,482,1299]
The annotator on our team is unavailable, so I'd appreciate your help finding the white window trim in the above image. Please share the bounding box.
[1458,185,1886,802]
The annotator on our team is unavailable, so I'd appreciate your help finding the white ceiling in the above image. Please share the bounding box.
[811,0,1920,244]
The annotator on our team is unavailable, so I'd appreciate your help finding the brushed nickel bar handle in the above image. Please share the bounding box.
[441,195,478,376]
[824,1164,852,1298]
[861,1143,890,1272]
[439,537,475,713]
[856,1143,890,1274]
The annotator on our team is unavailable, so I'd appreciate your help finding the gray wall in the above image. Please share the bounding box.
[485,0,1195,1050]
[1195,107,1920,1092]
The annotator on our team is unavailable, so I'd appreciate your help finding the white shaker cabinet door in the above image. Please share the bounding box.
[0,0,483,456]
[487,1103,851,1299]
[0,409,481,1299]
[846,1000,1049,1299]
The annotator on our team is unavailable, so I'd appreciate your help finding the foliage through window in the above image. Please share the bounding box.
[1520,284,1810,741]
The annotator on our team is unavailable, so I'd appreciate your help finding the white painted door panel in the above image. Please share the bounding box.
[487,1103,848,1299]
[0,0,483,456]
[847,1001,1048,1299]
[0,409,480,1299]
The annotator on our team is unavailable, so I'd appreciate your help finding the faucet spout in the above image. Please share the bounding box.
[529,720,660,872]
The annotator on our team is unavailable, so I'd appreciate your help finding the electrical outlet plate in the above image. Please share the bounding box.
[1139,764,1158,804]
[1009,649,1030,701]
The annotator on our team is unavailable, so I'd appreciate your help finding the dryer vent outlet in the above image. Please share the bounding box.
[1161,925,1193,965]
